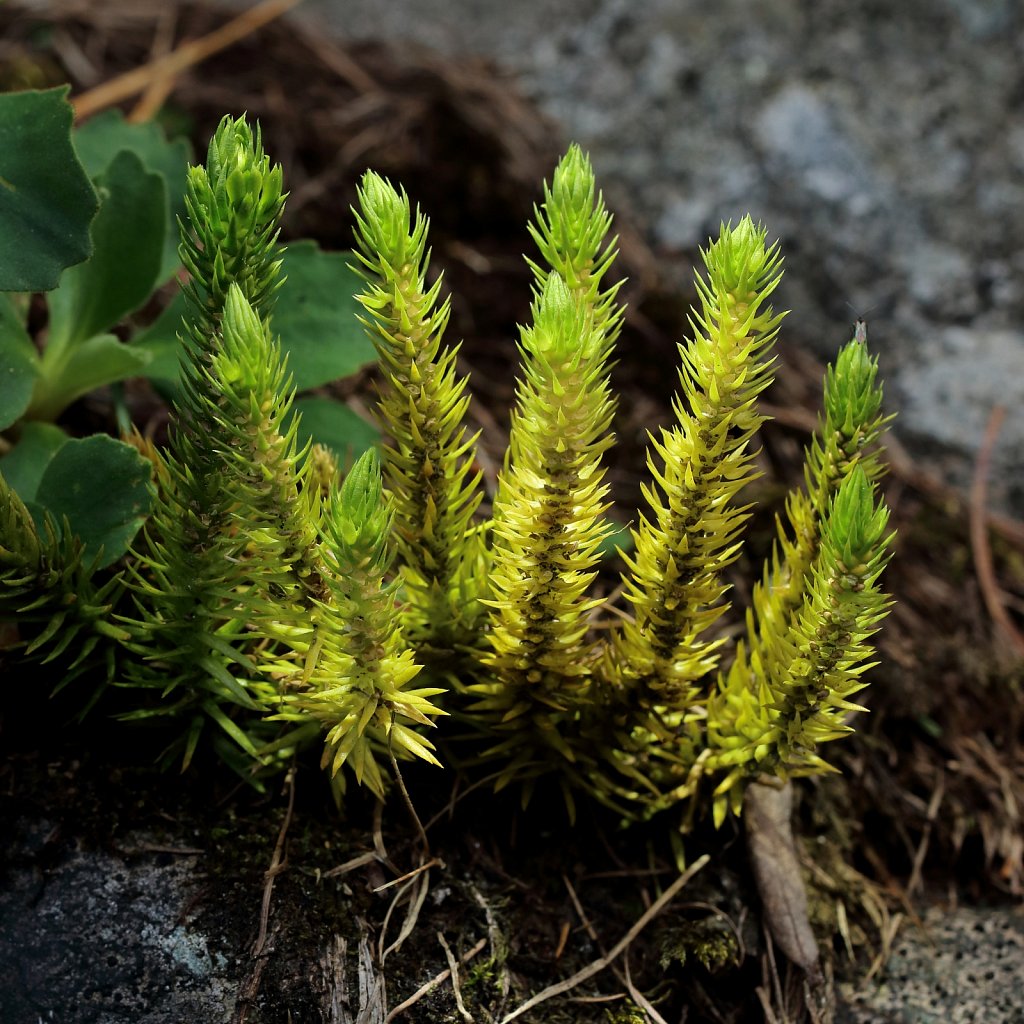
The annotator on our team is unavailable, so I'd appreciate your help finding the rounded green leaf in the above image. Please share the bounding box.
[73,109,192,282]
[274,242,377,390]
[0,421,68,500]
[0,294,40,429]
[45,149,166,351]
[130,287,188,383]
[34,434,155,567]
[133,242,376,395]
[0,86,99,292]
[28,333,154,422]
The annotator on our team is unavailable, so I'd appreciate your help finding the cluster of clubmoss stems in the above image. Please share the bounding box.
[336,143,894,820]
[0,115,894,825]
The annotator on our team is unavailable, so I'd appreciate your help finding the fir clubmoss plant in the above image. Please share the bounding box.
[470,271,616,802]
[272,447,446,800]
[120,117,297,769]
[351,173,484,657]
[0,114,894,828]
[0,470,128,689]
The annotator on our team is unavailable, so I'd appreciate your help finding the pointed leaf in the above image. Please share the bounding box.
[0,87,98,291]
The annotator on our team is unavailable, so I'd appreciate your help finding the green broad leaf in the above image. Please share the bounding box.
[46,149,166,352]
[0,294,40,429]
[29,333,153,421]
[292,396,379,464]
[0,86,99,292]
[73,110,191,282]
[134,243,375,394]
[33,434,154,568]
[273,242,377,391]
[131,286,188,384]
[0,421,68,500]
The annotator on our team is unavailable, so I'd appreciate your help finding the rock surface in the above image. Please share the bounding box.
[837,903,1024,1024]
[298,0,1024,510]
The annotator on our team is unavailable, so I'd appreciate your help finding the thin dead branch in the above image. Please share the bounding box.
[73,0,305,120]
[624,951,671,1024]
[970,405,1024,658]
[906,770,946,897]
[380,871,432,964]
[254,767,297,956]
[127,6,176,121]
[498,854,710,1024]
[384,937,488,1023]
[438,932,474,1023]
[233,767,297,1023]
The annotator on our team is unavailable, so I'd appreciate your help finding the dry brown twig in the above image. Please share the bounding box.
[970,405,1024,659]
[127,6,177,122]
[470,883,511,1001]
[624,950,671,1024]
[72,0,305,121]
[437,931,474,1023]
[234,767,297,1024]
[498,854,710,1024]
[906,769,946,898]
[384,937,488,1023]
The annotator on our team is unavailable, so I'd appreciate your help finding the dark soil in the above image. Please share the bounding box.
[1,4,1022,1023]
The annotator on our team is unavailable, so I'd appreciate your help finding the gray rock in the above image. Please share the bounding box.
[290,0,1024,509]
[838,903,1024,1023]
[0,823,237,1023]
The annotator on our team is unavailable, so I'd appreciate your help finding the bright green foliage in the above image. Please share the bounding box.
[743,334,889,670]
[463,146,623,799]
[273,449,445,799]
[351,172,483,654]
[707,466,892,825]
[0,471,128,687]
[122,120,300,769]
[204,286,325,603]
[179,114,285,351]
[705,331,893,824]
[605,221,783,717]
[526,143,622,342]
[0,434,151,686]
[470,272,616,799]
[124,282,322,771]
[0,114,894,826]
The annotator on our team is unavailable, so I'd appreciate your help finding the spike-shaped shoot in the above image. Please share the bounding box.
[275,449,446,798]
[351,172,483,655]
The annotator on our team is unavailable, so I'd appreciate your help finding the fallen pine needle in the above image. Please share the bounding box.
[384,937,487,1022]
[373,856,443,893]
[438,932,473,1023]
[624,951,671,1024]
[970,405,1024,658]
[498,854,710,1024]
[73,0,305,121]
